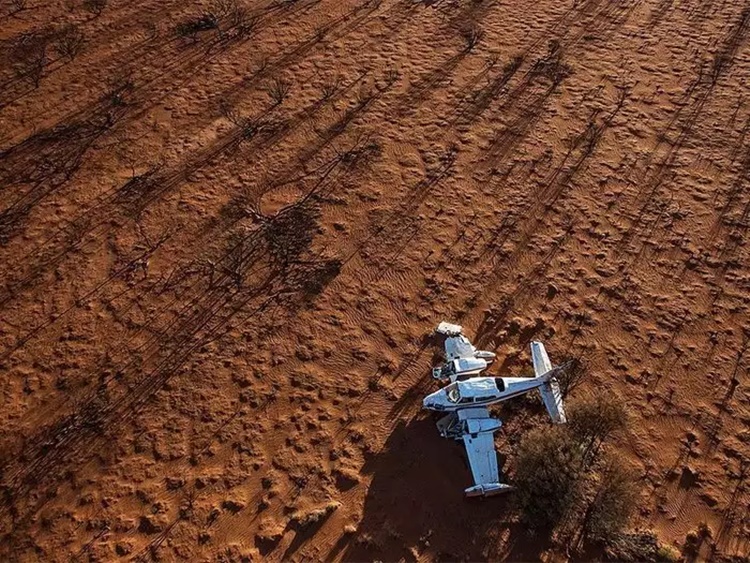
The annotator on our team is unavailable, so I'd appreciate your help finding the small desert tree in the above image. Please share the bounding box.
[557,355,589,398]
[513,425,583,531]
[319,76,340,101]
[582,462,637,542]
[461,25,483,52]
[265,77,290,106]
[211,0,255,36]
[11,32,49,88]
[53,24,85,62]
[568,394,626,464]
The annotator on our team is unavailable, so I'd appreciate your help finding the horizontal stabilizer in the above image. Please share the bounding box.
[531,341,566,424]
[540,378,566,424]
[530,341,553,376]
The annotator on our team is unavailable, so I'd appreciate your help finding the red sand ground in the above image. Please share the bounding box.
[1,0,750,560]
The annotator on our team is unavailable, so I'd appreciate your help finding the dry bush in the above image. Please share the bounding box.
[582,462,637,542]
[461,25,483,52]
[212,0,255,35]
[236,15,257,38]
[53,24,85,62]
[513,425,582,530]
[106,75,134,107]
[604,531,679,562]
[263,203,320,265]
[557,355,590,398]
[218,101,265,143]
[176,13,219,41]
[339,136,382,170]
[319,77,340,101]
[265,77,291,106]
[381,67,400,89]
[11,0,27,13]
[531,39,571,85]
[83,0,107,16]
[218,99,248,127]
[11,32,50,88]
[568,394,627,462]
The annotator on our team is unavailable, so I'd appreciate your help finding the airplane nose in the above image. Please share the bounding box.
[423,397,443,411]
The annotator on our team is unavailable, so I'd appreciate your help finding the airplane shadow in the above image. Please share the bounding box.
[331,415,551,562]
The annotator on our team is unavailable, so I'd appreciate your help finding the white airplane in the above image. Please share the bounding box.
[432,321,496,382]
[423,340,567,497]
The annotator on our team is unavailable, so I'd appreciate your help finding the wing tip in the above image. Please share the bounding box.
[465,483,513,497]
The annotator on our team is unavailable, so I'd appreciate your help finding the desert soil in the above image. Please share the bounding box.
[1,0,750,560]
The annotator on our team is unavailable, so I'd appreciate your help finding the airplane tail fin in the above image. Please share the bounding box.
[531,341,567,424]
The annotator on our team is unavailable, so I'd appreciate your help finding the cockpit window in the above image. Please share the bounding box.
[494,378,505,392]
[446,383,460,403]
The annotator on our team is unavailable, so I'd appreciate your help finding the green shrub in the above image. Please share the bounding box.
[583,463,637,541]
[513,425,582,530]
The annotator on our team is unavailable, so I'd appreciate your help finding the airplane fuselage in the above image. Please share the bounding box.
[422,375,548,412]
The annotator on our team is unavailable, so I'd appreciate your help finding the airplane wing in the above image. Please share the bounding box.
[445,334,477,359]
[463,428,498,485]
[458,408,511,496]
[436,322,495,361]
[436,322,476,359]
